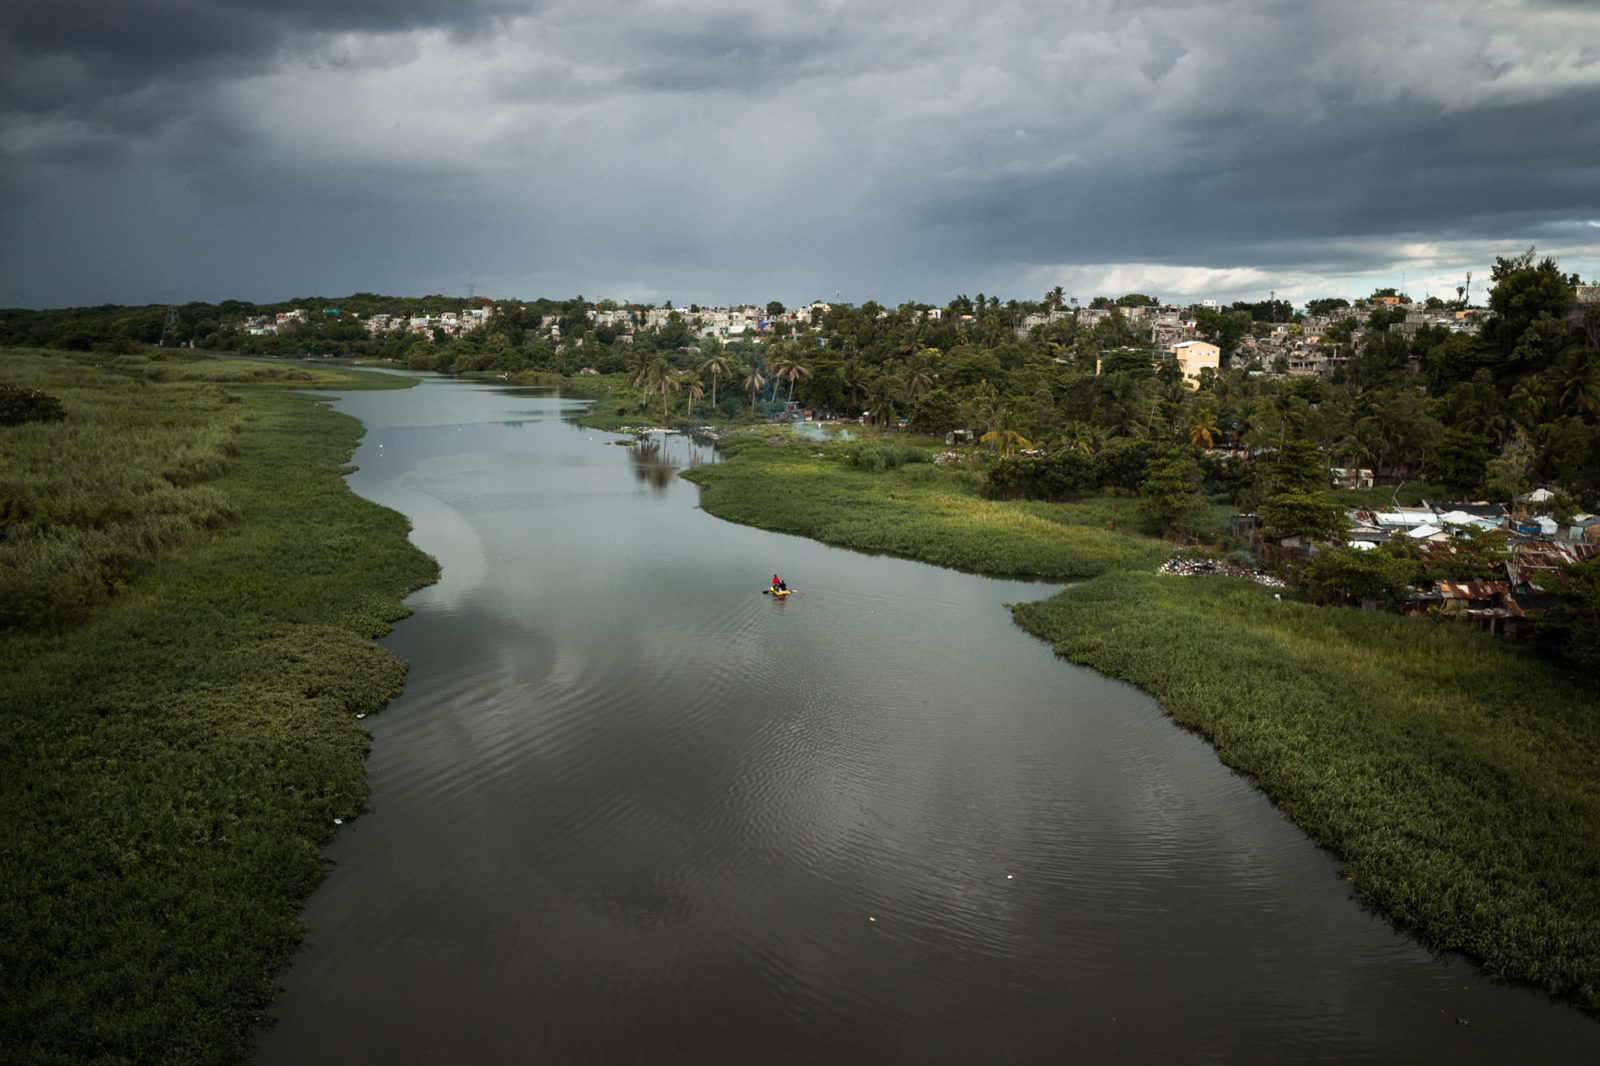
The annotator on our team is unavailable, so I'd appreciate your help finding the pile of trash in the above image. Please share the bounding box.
[1159,556,1287,588]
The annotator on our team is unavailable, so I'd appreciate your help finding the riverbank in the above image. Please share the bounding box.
[677,427,1600,1011]
[682,433,1174,578]
[1,350,440,1064]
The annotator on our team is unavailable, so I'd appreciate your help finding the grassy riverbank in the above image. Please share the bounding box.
[1013,573,1600,1008]
[682,426,1600,1010]
[682,433,1173,578]
[1,349,439,1064]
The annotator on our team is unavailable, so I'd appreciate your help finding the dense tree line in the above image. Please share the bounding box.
[5,252,1596,510]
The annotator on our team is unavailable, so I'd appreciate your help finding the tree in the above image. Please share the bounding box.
[1486,252,1577,366]
[1424,527,1511,582]
[1188,407,1221,448]
[1260,491,1347,543]
[697,343,733,411]
[1528,557,1600,678]
[1485,432,1537,504]
[903,350,939,398]
[1138,457,1207,537]
[1299,544,1417,606]
[683,372,704,418]
[840,357,865,413]
[741,364,767,411]
[1427,429,1493,496]
[769,345,813,402]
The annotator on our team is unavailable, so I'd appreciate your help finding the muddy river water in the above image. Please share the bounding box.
[254,377,1599,1064]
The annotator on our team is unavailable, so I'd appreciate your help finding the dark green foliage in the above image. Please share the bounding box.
[0,382,67,426]
[1299,543,1418,604]
[1261,439,1327,495]
[0,351,439,1064]
[1094,439,1180,492]
[985,450,1096,501]
[1427,428,1494,495]
[842,440,931,471]
[1260,491,1348,542]
[1138,456,1207,536]
[1526,557,1600,678]
[1012,572,1600,1009]
[904,390,961,436]
[1425,527,1511,582]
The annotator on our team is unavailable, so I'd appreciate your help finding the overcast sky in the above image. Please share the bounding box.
[4,0,1599,310]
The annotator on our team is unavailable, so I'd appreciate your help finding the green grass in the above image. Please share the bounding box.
[682,433,1173,578]
[1,349,438,1064]
[1012,572,1600,1008]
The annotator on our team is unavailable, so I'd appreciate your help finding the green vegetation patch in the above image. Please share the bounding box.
[0,349,439,1064]
[1011,571,1600,1008]
[683,435,1170,578]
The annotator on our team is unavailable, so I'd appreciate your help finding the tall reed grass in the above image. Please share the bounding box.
[1,348,439,1063]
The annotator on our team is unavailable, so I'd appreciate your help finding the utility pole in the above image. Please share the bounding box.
[159,289,179,346]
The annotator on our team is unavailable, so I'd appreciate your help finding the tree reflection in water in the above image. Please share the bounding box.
[628,435,679,490]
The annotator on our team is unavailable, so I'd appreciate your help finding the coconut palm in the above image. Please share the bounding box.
[1188,407,1222,448]
[768,344,813,403]
[981,404,1032,457]
[639,358,679,422]
[697,346,733,411]
[682,372,704,418]
[866,374,900,428]
[741,363,767,411]
[903,350,939,398]
[836,356,864,414]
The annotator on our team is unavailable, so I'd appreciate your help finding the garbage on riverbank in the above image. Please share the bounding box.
[1159,556,1286,588]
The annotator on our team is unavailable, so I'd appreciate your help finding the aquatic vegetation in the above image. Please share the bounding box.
[682,436,1171,578]
[1012,572,1600,1009]
[0,348,439,1064]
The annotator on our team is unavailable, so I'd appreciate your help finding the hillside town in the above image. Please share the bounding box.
[230,290,1559,385]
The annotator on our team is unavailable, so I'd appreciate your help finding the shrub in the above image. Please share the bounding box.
[0,383,67,426]
[843,440,929,471]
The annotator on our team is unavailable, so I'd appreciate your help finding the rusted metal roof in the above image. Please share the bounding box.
[1434,580,1511,600]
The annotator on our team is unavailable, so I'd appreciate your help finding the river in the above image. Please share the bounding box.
[254,376,1599,1064]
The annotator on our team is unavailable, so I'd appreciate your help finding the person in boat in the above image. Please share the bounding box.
[772,574,781,591]
[778,578,788,591]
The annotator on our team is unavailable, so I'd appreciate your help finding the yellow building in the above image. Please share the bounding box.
[1166,340,1220,383]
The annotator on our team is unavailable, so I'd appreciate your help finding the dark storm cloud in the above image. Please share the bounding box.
[901,83,1600,273]
[0,0,528,136]
[2,0,1598,307]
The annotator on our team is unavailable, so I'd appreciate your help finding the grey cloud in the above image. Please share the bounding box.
[3,0,1599,308]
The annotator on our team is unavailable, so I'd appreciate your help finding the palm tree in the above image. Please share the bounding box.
[1547,357,1600,417]
[903,350,939,398]
[866,375,900,428]
[627,349,655,392]
[741,363,767,411]
[768,344,813,403]
[697,346,733,411]
[1188,407,1221,448]
[981,403,1032,457]
[638,358,678,422]
[683,372,704,418]
[840,356,865,414]
[1046,286,1065,313]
